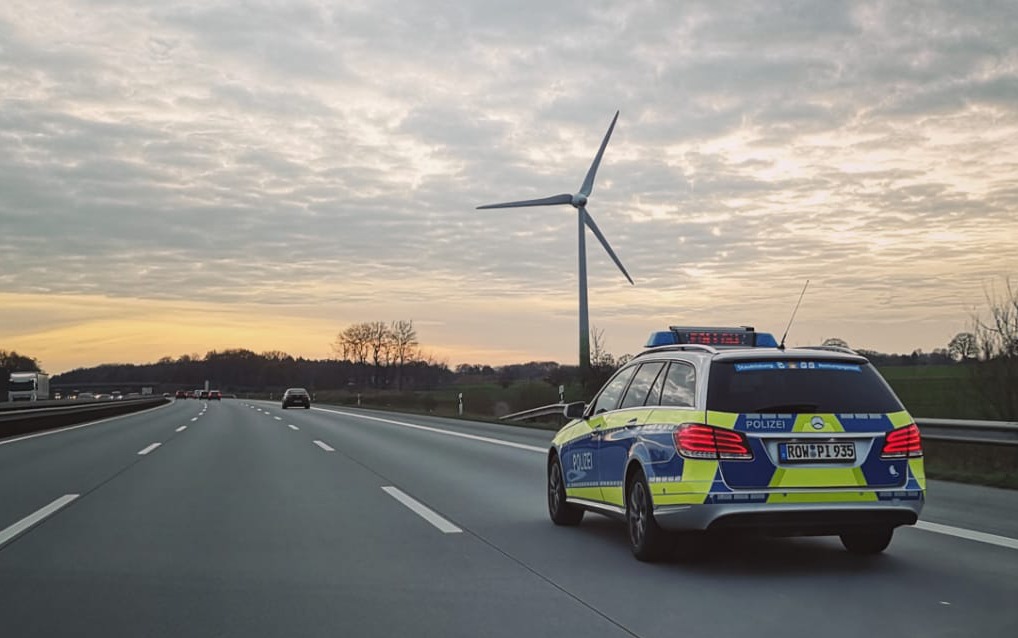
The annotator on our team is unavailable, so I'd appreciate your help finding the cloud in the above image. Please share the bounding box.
[1,0,1017,371]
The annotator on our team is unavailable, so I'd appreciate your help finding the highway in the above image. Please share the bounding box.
[0,399,1016,637]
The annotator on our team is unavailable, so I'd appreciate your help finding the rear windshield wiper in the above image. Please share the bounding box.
[752,403,819,413]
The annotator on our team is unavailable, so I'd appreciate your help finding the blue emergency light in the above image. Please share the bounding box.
[645,326,779,348]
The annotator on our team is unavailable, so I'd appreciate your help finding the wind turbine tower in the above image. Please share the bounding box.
[478,111,634,371]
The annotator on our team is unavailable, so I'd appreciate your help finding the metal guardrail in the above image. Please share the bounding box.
[916,418,1018,446]
[0,396,169,439]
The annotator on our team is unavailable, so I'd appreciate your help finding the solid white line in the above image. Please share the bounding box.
[382,486,462,534]
[313,407,546,454]
[176,426,187,432]
[288,424,299,431]
[137,442,161,455]
[0,494,79,548]
[913,521,1018,551]
[273,416,282,421]
[313,440,334,452]
[0,402,171,448]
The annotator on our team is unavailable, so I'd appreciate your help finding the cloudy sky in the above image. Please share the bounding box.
[2,0,1017,374]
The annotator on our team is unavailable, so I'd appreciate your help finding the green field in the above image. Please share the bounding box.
[877,365,991,419]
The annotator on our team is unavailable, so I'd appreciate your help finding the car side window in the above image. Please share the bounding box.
[659,362,696,407]
[619,362,665,409]
[592,366,638,414]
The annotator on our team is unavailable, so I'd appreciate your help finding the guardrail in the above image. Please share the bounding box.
[916,418,1018,446]
[0,397,170,439]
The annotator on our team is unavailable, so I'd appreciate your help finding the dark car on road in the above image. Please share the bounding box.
[281,388,311,409]
[209,390,222,400]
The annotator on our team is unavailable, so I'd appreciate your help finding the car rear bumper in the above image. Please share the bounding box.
[654,497,923,535]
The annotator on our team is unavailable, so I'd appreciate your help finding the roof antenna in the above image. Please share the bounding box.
[778,279,810,350]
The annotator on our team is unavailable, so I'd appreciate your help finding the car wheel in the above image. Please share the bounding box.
[840,528,894,555]
[304,404,310,409]
[627,469,669,562]
[547,456,583,526]
[281,404,287,410]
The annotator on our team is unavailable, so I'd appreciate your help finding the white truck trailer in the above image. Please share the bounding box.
[7,371,50,402]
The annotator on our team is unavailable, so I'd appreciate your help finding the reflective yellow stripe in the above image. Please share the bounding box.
[769,466,865,488]
[909,458,927,490]
[766,491,878,503]
[565,487,603,501]
[602,486,624,506]
[705,411,738,428]
[888,411,914,427]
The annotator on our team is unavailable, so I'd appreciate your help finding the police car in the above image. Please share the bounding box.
[547,326,925,562]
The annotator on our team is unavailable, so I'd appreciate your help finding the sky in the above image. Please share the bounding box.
[2,0,1017,374]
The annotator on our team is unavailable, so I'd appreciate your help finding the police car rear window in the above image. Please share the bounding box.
[706,360,903,414]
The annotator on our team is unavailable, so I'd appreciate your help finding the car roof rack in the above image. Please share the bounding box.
[634,344,719,358]
[797,345,858,355]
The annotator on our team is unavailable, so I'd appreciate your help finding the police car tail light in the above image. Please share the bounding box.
[674,424,753,461]
[881,423,923,458]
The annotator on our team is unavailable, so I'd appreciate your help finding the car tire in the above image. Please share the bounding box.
[304,404,310,409]
[281,405,287,410]
[627,469,669,562]
[840,528,894,555]
[548,456,583,526]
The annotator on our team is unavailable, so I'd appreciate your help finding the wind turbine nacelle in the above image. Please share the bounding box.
[570,194,588,208]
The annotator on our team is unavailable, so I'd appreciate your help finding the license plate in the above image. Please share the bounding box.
[779,441,856,463]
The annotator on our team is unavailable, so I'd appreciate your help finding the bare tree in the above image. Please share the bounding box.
[332,323,372,365]
[947,332,978,361]
[366,321,392,388]
[972,278,1018,419]
[390,320,419,390]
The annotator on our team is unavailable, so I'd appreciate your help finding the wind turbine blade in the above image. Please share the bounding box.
[579,110,619,197]
[582,207,634,285]
[476,193,573,209]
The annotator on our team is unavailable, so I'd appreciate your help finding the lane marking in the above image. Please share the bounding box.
[382,486,462,534]
[313,440,334,452]
[313,407,545,454]
[0,494,80,549]
[0,402,172,448]
[137,442,161,455]
[288,424,299,431]
[273,416,282,421]
[913,520,1018,551]
[190,417,198,422]
[176,426,187,432]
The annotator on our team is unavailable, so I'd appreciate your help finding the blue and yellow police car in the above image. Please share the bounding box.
[547,326,925,561]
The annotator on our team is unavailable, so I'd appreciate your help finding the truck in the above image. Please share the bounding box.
[7,371,50,402]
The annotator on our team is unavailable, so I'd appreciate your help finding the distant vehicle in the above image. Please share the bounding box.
[199,390,210,400]
[175,390,187,399]
[208,390,222,401]
[281,388,311,409]
[53,392,63,400]
[77,392,95,400]
[7,372,50,402]
[112,390,123,400]
[95,394,113,400]
[545,326,925,562]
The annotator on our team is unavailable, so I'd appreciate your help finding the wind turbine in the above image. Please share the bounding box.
[477,111,634,371]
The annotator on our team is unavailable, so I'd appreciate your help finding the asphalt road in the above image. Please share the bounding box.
[0,399,1015,637]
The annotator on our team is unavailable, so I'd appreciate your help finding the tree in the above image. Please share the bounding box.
[972,278,1018,419]
[0,350,41,373]
[390,320,419,390]
[947,332,978,362]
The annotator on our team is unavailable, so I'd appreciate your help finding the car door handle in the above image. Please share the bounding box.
[625,418,639,428]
